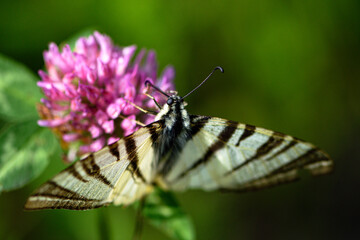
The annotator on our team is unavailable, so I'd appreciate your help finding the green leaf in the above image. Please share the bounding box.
[0,120,57,192]
[143,188,195,240]
[0,53,42,122]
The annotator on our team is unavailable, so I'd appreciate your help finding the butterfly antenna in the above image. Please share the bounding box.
[181,66,224,100]
[145,79,170,97]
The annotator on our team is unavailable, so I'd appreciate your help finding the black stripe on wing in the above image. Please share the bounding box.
[147,123,162,144]
[80,154,114,188]
[173,120,238,181]
[189,115,211,136]
[270,148,332,175]
[220,147,332,193]
[65,164,88,183]
[108,141,120,160]
[264,140,297,161]
[124,134,147,182]
[158,116,211,176]
[24,181,105,210]
[235,124,256,146]
[219,170,300,193]
[226,131,285,176]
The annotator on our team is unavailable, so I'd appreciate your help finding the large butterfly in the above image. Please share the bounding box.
[25,67,333,210]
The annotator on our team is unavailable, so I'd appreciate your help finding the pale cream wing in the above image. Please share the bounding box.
[25,122,163,210]
[164,116,333,192]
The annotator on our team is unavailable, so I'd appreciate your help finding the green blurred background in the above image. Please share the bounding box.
[0,0,359,239]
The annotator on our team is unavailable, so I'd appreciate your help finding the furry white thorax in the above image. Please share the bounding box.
[154,104,170,121]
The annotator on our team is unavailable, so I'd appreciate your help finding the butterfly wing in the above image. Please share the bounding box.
[163,116,333,192]
[24,122,163,210]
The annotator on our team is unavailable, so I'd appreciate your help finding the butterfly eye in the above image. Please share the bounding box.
[167,98,174,105]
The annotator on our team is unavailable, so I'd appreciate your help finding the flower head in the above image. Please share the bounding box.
[37,31,175,162]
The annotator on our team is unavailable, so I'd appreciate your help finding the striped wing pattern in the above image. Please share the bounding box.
[24,123,163,210]
[164,116,333,192]
[25,113,333,210]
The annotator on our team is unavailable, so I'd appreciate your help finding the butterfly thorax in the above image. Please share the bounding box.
[154,95,192,175]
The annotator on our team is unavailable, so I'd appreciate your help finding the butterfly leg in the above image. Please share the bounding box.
[118,114,146,127]
[126,100,158,115]
[143,83,163,110]
[144,92,162,110]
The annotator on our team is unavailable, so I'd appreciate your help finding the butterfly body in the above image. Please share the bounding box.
[25,91,333,210]
[154,95,192,176]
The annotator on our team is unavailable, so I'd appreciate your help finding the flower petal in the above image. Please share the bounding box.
[36,31,176,159]
[94,31,113,63]
[90,137,106,152]
[101,120,114,134]
[62,133,80,142]
[89,124,103,138]
[107,136,120,145]
[121,115,137,136]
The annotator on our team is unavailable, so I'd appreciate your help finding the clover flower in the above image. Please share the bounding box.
[37,31,175,162]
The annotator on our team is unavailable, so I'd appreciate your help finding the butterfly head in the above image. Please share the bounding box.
[166,95,182,107]
[149,66,224,122]
[162,95,186,114]
[154,95,188,123]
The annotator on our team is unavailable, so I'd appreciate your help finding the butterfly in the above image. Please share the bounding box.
[25,67,333,210]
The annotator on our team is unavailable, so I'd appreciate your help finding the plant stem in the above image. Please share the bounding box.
[132,198,146,240]
[98,208,111,240]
